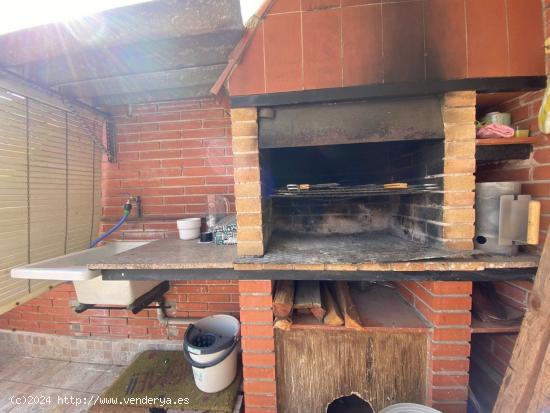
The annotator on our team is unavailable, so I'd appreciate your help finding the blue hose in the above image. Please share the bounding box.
[89,211,130,248]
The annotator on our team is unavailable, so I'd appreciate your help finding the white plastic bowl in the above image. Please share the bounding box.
[177,218,201,240]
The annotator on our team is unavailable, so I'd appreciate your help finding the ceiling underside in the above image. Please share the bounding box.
[0,0,243,108]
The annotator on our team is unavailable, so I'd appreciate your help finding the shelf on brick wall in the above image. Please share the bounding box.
[470,303,524,334]
[476,136,541,161]
[476,136,541,146]
[286,285,429,333]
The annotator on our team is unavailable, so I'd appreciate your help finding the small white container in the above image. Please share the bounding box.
[177,218,201,240]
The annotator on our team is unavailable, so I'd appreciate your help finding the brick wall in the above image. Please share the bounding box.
[476,90,548,245]
[102,97,234,239]
[396,281,472,413]
[0,280,239,339]
[0,97,240,339]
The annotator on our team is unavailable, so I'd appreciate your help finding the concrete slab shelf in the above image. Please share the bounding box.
[93,238,538,282]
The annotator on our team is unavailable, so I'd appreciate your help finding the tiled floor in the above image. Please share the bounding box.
[0,353,123,413]
[0,353,244,413]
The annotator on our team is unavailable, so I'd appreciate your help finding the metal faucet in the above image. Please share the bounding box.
[122,193,142,218]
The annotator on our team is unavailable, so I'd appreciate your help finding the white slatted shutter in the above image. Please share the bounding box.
[0,87,102,314]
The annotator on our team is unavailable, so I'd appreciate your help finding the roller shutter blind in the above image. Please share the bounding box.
[0,87,102,314]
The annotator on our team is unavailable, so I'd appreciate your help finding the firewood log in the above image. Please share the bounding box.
[333,281,362,330]
[274,316,292,331]
[295,280,326,322]
[273,280,295,318]
[321,282,344,326]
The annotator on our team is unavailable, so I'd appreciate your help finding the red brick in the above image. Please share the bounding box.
[109,325,148,336]
[90,317,127,326]
[432,387,469,401]
[242,352,276,367]
[431,403,467,413]
[162,158,204,168]
[239,281,273,293]
[242,338,275,352]
[139,150,181,160]
[240,310,273,323]
[245,408,277,413]
[180,109,225,120]
[139,131,181,141]
[207,303,240,312]
[432,374,469,387]
[181,128,226,139]
[158,101,201,112]
[239,295,273,308]
[243,380,277,395]
[137,112,180,123]
[241,324,275,338]
[432,343,471,357]
[188,294,230,302]
[176,302,208,311]
[245,394,277,408]
[432,358,470,372]
[80,325,110,334]
[158,120,202,131]
[243,367,276,380]
[421,281,472,295]
[139,168,181,178]
[118,142,160,152]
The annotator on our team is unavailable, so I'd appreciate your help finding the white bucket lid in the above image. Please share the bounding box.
[379,404,442,413]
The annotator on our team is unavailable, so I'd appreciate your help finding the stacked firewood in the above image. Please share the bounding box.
[272,280,362,330]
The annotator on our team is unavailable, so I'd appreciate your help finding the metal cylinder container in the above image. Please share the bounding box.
[475,182,521,255]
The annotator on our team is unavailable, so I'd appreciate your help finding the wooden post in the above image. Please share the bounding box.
[493,226,550,413]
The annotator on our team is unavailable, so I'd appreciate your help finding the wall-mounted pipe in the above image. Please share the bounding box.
[156,306,200,326]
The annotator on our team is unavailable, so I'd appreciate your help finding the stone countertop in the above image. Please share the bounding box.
[88,239,237,270]
[88,237,539,275]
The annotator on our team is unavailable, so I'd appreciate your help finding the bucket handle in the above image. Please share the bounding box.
[183,335,240,369]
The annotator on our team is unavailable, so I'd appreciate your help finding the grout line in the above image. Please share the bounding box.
[261,21,267,94]
[340,0,344,87]
[463,0,469,78]
[299,0,305,90]
[504,0,511,75]
[380,2,385,84]
[421,0,427,80]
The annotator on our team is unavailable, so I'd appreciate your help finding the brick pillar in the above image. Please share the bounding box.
[239,280,277,413]
[397,281,472,413]
[231,108,265,256]
[441,91,477,250]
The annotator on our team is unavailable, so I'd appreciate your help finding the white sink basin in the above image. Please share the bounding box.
[11,242,162,306]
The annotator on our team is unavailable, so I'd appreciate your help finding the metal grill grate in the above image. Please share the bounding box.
[271,182,440,199]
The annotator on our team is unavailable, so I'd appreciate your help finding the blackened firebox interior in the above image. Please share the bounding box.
[262,139,444,245]
[241,96,476,264]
